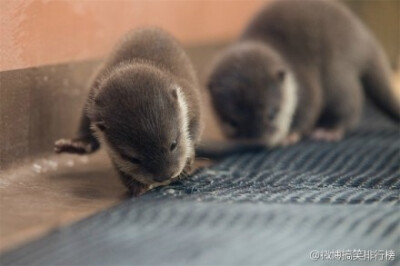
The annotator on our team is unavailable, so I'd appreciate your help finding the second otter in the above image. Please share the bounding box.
[208,0,399,146]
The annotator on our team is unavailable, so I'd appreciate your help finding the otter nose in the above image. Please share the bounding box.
[151,157,179,182]
[153,168,176,182]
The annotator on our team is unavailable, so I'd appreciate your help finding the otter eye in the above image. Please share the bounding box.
[121,153,141,165]
[129,157,141,165]
[228,120,238,128]
[170,140,177,151]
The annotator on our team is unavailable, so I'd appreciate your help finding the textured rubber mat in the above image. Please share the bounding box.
[2,202,399,266]
[2,106,399,266]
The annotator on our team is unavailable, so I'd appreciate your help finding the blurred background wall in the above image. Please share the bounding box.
[0,0,266,71]
[344,0,399,69]
[1,0,398,72]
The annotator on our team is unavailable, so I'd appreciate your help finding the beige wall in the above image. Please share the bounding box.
[2,0,397,72]
[0,0,266,71]
[344,0,399,69]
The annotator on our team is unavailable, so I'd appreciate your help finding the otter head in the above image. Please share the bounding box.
[88,64,193,187]
[207,42,297,146]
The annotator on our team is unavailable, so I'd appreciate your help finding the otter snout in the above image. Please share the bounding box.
[151,158,181,183]
[153,171,176,182]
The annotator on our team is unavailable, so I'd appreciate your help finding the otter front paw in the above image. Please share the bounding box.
[311,128,343,142]
[128,180,151,197]
[54,137,99,154]
[183,156,195,174]
[281,132,301,146]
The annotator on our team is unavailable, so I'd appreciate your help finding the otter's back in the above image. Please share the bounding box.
[241,0,373,69]
[105,28,196,83]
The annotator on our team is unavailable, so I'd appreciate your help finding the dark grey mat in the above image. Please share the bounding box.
[2,106,399,266]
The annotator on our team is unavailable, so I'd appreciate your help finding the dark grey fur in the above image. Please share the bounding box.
[55,28,202,196]
[208,0,399,144]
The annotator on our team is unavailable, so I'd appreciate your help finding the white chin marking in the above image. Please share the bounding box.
[175,87,192,173]
[268,72,298,146]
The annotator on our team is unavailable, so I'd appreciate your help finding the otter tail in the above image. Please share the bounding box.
[361,46,400,122]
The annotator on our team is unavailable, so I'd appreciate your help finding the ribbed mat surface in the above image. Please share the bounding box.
[2,106,399,266]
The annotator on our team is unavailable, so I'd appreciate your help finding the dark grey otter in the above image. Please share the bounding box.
[55,28,202,196]
[208,0,399,146]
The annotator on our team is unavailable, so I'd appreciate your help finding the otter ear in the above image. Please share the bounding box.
[277,70,285,83]
[95,121,107,132]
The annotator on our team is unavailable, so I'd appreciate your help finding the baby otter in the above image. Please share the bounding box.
[207,0,399,146]
[55,28,202,196]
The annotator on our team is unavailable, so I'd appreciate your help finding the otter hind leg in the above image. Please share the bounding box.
[313,69,363,141]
